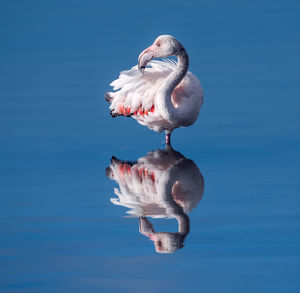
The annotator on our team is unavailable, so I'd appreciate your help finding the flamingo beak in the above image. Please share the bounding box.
[139,216,155,235]
[138,45,155,74]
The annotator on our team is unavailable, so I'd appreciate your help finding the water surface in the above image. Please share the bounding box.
[1,0,300,292]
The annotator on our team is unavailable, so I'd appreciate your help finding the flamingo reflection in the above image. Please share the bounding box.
[106,146,204,253]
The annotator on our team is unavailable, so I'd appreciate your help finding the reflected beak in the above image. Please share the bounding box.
[139,216,155,235]
[138,45,155,74]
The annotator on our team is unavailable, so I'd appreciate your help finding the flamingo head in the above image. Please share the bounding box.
[152,232,185,254]
[138,35,183,73]
[139,217,185,254]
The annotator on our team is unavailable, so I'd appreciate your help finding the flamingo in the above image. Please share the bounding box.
[105,35,204,145]
[106,146,204,253]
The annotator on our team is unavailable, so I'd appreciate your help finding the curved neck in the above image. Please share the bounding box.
[157,48,189,124]
[175,213,190,236]
[162,48,189,96]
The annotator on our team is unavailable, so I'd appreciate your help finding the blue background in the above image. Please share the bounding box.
[0,0,300,292]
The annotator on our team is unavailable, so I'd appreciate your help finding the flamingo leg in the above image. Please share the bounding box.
[165,131,171,145]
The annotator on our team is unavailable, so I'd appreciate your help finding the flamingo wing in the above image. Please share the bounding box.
[107,59,177,117]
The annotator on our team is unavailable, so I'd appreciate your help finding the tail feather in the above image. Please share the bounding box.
[110,109,119,118]
[110,109,133,118]
[105,92,113,103]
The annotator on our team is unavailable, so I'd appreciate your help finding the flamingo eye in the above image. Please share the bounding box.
[157,42,161,47]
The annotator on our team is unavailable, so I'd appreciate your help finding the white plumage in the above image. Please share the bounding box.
[106,35,204,144]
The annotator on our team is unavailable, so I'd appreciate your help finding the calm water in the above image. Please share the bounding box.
[1,0,300,292]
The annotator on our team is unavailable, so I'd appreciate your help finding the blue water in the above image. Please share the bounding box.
[1,0,300,292]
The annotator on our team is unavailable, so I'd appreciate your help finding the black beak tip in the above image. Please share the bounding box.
[139,66,145,74]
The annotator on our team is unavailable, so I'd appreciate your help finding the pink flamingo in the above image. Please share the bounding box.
[105,35,204,145]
